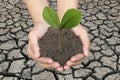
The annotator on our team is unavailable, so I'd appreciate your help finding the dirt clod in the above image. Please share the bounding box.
[39,28,83,66]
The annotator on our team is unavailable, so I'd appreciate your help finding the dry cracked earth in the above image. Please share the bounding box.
[0,0,120,80]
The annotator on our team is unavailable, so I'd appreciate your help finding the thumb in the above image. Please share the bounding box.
[30,41,40,58]
[33,46,40,58]
[82,39,90,57]
[72,25,90,57]
[29,33,40,58]
[82,37,90,57]
[83,48,89,57]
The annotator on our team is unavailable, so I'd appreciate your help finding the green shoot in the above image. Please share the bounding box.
[43,7,82,50]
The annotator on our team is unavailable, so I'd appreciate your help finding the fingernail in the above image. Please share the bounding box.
[64,66,70,70]
[84,50,89,57]
[34,52,40,58]
[57,67,63,72]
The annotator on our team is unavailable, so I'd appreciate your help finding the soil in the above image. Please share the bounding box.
[39,28,83,66]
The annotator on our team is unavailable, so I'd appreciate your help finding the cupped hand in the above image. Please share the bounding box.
[27,23,63,71]
[64,25,90,70]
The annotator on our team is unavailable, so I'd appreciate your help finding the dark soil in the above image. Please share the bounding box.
[39,28,83,66]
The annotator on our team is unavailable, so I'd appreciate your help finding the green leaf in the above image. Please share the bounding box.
[61,9,82,29]
[43,7,60,29]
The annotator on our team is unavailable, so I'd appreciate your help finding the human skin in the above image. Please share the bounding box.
[57,0,90,70]
[24,0,61,70]
[24,0,90,71]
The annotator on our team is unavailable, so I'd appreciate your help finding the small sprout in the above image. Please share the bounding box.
[43,7,60,29]
[43,7,82,50]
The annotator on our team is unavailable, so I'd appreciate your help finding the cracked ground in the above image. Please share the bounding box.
[0,0,120,80]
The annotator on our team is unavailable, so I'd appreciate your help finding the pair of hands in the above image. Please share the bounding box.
[27,23,90,71]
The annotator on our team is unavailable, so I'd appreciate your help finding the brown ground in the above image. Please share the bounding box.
[39,28,83,66]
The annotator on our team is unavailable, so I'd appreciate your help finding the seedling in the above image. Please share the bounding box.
[43,7,82,51]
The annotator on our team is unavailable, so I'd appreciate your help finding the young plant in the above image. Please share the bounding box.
[43,7,82,51]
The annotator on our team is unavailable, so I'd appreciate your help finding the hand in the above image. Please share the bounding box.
[64,25,90,70]
[27,23,63,71]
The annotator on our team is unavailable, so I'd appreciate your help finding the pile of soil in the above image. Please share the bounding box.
[39,28,83,66]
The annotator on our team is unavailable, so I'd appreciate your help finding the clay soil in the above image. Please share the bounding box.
[39,28,83,66]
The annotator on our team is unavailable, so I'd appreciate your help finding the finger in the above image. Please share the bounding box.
[56,66,64,72]
[73,61,82,65]
[66,60,82,66]
[36,57,53,64]
[28,43,53,64]
[29,33,40,58]
[53,61,61,68]
[28,44,60,69]
[70,53,85,62]
[39,61,60,69]
[66,60,72,66]
[64,65,70,70]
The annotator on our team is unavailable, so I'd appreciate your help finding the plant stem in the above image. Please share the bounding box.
[59,29,62,51]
